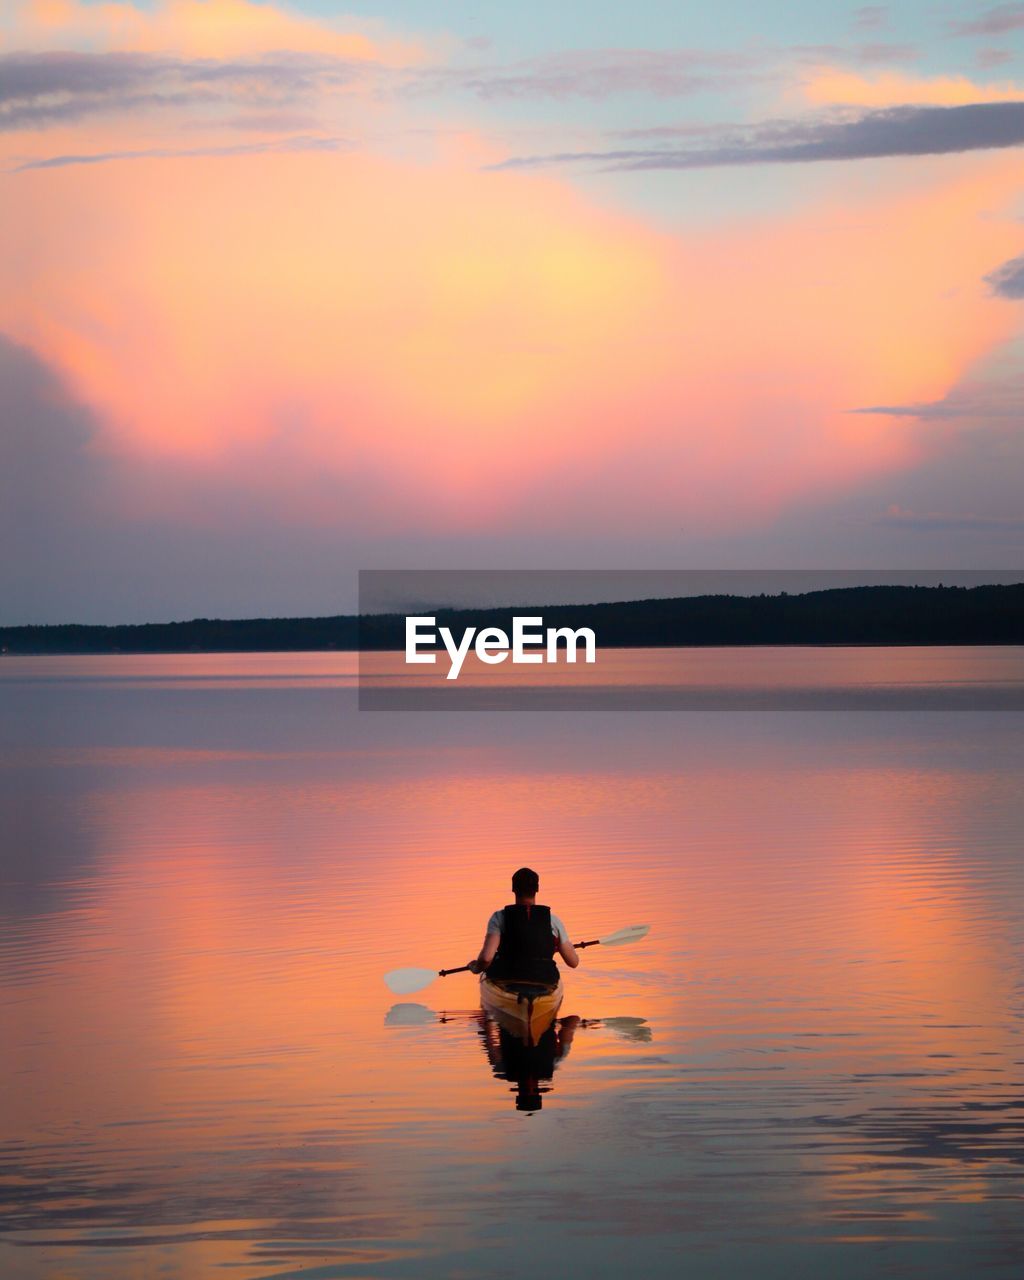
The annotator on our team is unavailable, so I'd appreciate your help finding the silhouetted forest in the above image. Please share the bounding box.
[2,583,1023,654]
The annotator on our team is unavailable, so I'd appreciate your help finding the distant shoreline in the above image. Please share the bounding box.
[3,583,1023,655]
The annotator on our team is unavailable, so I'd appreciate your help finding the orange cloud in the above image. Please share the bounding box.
[3,148,670,522]
[2,0,416,61]
[801,67,1024,108]
[2,144,1019,534]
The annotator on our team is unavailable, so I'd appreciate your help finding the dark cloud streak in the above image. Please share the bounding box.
[0,50,370,132]
[948,4,1024,37]
[493,102,1024,171]
[13,135,348,172]
[984,253,1024,299]
[442,48,761,100]
[418,43,915,102]
[852,6,888,30]
[852,380,1024,420]
[792,40,915,62]
[874,508,1024,532]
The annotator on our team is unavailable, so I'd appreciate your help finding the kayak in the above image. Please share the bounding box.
[480,975,563,1045]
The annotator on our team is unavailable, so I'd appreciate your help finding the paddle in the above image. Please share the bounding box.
[383,923,650,995]
[574,923,650,949]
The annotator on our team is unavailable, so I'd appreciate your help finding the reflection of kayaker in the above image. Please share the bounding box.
[467,867,580,1047]
[384,1001,652,1113]
[480,1014,581,1112]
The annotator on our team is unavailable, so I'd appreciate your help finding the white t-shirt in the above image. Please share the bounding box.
[487,908,570,946]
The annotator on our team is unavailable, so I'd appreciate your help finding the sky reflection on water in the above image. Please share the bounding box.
[2,653,1023,1278]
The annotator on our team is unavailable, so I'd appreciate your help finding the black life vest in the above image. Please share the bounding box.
[488,903,558,985]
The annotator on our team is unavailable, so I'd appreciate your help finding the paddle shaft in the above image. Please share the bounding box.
[441,939,597,977]
[432,926,642,981]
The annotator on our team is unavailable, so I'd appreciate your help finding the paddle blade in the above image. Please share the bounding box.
[385,1002,436,1026]
[602,1016,653,1044]
[598,924,650,947]
[384,967,437,995]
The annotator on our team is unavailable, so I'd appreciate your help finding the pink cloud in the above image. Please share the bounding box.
[3,146,1019,537]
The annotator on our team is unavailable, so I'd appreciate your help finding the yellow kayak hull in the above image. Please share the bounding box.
[480,976,563,1045]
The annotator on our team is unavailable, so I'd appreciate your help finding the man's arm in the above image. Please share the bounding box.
[469,930,500,974]
[556,931,580,969]
[550,914,579,968]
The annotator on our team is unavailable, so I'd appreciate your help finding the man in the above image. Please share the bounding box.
[469,867,579,984]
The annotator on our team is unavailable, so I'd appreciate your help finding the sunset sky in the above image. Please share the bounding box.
[2,0,1024,623]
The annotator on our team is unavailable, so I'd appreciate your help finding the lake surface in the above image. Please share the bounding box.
[2,650,1024,1279]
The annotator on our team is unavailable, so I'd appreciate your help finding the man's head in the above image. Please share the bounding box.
[511,866,540,900]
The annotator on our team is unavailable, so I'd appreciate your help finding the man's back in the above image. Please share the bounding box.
[470,869,580,980]
[487,902,559,984]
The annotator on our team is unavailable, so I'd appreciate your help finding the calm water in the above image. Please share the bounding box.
[2,650,1024,1279]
